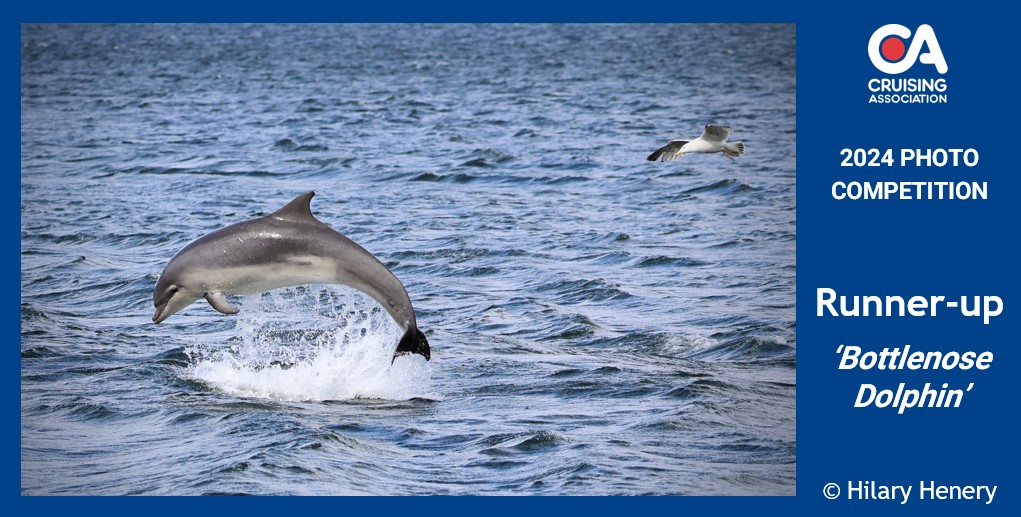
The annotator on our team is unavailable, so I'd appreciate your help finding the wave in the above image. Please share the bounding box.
[271,138,329,152]
[478,430,569,455]
[115,166,282,177]
[683,178,755,194]
[534,277,633,303]
[682,331,796,363]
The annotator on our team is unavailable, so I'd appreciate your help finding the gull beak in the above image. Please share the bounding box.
[673,151,684,159]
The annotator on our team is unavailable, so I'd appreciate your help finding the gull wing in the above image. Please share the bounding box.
[700,124,733,142]
[646,140,689,161]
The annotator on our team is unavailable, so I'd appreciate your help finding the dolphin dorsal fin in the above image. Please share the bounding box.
[270,191,318,223]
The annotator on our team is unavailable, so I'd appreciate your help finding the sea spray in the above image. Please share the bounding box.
[186,286,435,402]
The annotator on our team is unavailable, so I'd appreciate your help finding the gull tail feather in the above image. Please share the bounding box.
[723,141,745,160]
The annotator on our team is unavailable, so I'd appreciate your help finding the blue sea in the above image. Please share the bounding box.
[21,23,796,495]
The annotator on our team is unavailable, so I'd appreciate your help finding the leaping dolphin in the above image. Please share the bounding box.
[152,191,430,362]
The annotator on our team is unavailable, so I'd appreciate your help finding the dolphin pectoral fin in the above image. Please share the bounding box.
[204,292,239,315]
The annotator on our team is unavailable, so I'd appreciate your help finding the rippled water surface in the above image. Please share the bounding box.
[21,24,796,495]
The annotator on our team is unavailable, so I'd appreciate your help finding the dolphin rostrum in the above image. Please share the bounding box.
[152,191,430,362]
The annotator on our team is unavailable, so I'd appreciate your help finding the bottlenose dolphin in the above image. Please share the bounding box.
[152,191,430,362]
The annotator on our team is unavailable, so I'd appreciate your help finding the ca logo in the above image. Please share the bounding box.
[868,24,948,74]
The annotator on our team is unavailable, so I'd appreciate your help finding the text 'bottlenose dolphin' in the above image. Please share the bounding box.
[152,191,430,363]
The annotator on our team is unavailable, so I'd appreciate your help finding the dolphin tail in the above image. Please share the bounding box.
[392,327,431,364]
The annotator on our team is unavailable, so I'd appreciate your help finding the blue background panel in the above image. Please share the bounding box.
[8,1,1018,515]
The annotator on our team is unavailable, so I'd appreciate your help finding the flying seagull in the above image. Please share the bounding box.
[647,124,745,161]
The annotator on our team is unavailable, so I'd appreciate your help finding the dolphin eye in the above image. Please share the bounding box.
[170,286,180,294]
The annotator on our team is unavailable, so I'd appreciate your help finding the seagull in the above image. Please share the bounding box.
[647,124,745,161]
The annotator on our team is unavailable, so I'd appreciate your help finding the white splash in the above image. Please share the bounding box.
[185,286,435,402]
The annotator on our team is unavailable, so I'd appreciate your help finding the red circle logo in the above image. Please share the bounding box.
[880,36,906,62]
